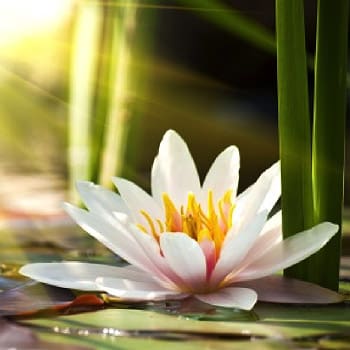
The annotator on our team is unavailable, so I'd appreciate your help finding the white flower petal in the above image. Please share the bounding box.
[127,225,187,288]
[238,211,282,269]
[151,155,165,205]
[63,203,158,274]
[92,211,185,289]
[210,210,268,287]
[96,277,188,301]
[236,222,339,281]
[202,145,240,203]
[234,276,344,304]
[233,162,280,234]
[260,210,282,237]
[160,233,207,290]
[195,287,257,310]
[108,212,185,287]
[76,181,130,217]
[20,262,156,291]
[112,177,163,224]
[152,130,201,207]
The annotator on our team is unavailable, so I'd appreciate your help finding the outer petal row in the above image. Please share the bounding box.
[63,203,148,270]
[20,262,342,307]
[63,203,174,285]
[20,262,188,302]
[236,222,339,281]
[19,262,157,291]
[76,181,130,221]
[235,276,343,304]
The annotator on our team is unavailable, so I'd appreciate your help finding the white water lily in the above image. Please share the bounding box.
[20,130,342,310]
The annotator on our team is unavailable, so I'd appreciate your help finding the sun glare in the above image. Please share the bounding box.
[0,0,72,46]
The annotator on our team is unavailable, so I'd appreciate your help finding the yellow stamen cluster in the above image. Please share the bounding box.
[137,190,235,255]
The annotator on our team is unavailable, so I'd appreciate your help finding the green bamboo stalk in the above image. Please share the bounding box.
[99,0,138,187]
[68,0,102,202]
[276,0,314,280]
[89,3,117,183]
[311,0,349,290]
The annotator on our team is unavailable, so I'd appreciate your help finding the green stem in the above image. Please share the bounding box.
[276,0,314,279]
[311,0,349,290]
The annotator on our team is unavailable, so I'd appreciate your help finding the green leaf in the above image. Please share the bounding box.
[275,0,314,280]
[311,0,349,290]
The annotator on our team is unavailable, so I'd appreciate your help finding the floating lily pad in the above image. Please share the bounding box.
[19,308,276,350]
[0,275,24,291]
[138,297,259,322]
[17,281,350,349]
[0,317,92,350]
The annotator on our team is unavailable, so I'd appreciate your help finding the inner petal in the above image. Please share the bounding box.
[138,190,235,255]
[136,189,236,285]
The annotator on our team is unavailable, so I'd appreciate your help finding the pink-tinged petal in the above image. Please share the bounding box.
[127,224,187,288]
[76,181,130,217]
[236,222,339,282]
[109,213,184,288]
[210,210,268,287]
[20,262,158,291]
[199,239,216,280]
[108,213,183,288]
[78,209,180,288]
[202,145,240,203]
[195,287,257,310]
[238,211,282,269]
[233,162,280,234]
[260,210,282,237]
[96,277,188,301]
[160,233,207,291]
[63,203,160,275]
[235,276,344,304]
[112,177,163,224]
[151,156,165,205]
[152,130,201,207]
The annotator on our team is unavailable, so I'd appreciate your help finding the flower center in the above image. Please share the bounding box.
[137,190,235,256]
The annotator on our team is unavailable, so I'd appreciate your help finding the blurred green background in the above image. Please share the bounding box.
[0,0,348,214]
